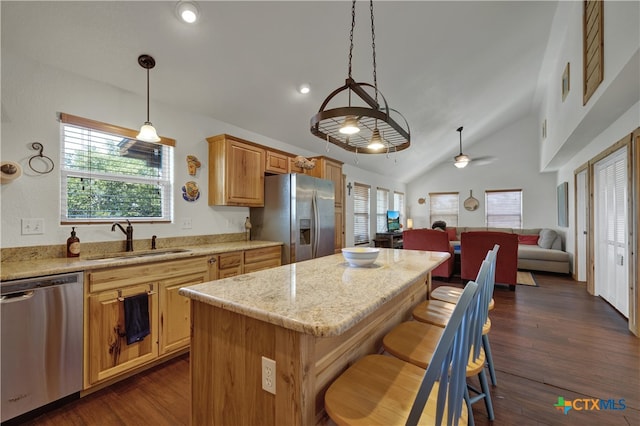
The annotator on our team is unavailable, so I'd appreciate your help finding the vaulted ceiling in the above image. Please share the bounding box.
[1,1,558,182]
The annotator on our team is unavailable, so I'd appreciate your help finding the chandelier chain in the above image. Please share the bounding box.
[370,0,378,105]
[348,0,356,79]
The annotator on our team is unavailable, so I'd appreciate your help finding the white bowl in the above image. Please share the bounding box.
[341,247,380,267]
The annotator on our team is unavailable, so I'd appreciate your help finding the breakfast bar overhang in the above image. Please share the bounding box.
[179,248,449,425]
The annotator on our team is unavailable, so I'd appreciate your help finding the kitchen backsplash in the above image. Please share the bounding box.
[1,233,246,262]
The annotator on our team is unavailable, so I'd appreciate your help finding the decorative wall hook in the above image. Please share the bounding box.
[28,142,54,174]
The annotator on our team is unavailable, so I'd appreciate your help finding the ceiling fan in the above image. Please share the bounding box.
[453,126,496,168]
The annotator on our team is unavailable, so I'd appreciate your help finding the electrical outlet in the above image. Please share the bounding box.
[181,217,192,229]
[261,356,276,394]
[21,218,44,235]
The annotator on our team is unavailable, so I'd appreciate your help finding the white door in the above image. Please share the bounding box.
[594,147,629,317]
[576,169,588,282]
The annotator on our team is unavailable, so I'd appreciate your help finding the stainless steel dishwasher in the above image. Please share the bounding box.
[1,272,83,423]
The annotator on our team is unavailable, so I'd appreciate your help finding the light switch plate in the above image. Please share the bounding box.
[21,218,44,235]
[181,217,192,229]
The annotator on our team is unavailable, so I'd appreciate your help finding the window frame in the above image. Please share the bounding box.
[393,191,405,227]
[376,187,390,233]
[353,182,371,245]
[429,192,459,227]
[485,189,523,228]
[59,113,176,224]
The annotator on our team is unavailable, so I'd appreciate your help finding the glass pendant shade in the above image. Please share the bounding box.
[454,154,470,168]
[137,122,161,142]
[339,116,360,135]
[367,127,384,150]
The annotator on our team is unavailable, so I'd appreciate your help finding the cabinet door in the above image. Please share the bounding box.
[265,150,289,174]
[159,272,206,355]
[334,206,344,253]
[226,140,265,206]
[324,160,343,208]
[88,284,158,385]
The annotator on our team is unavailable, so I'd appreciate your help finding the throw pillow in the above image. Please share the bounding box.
[446,227,457,241]
[518,234,539,245]
[538,229,557,249]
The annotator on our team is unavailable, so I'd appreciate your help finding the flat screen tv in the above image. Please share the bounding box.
[387,210,400,232]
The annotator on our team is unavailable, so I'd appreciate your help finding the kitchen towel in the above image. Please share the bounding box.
[123,293,150,345]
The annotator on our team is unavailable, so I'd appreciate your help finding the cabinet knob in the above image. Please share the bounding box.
[208,258,217,264]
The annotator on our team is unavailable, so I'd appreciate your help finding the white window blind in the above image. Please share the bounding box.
[60,113,174,223]
[429,192,459,226]
[485,189,522,228]
[394,191,405,226]
[353,183,371,245]
[376,187,389,232]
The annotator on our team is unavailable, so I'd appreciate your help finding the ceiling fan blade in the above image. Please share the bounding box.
[469,156,497,166]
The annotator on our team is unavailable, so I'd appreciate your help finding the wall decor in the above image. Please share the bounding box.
[28,142,54,174]
[182,181,200,202]
[557,182,568,227]
[463,190,479,211]
[562,62,570,101]
[186,155,201,176]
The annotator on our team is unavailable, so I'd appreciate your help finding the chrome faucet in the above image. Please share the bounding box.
[112,220,134,252]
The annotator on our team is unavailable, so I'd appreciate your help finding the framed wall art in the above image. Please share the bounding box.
[557,181,568,227]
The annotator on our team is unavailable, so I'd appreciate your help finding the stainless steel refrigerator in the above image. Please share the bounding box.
[250,173,335,264]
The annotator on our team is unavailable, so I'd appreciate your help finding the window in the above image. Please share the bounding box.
[485,189,522,228]
[394,191,405,226]
[353,183,371,245]
[429,192,459,226]
[376,187,389,232]
[60,113,175,223]
[583,0,604,105]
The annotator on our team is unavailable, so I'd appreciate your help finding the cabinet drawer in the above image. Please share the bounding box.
[244,258,281,274]
[244,246,281,265]
[217,251,242,269]
[88,257,208,293]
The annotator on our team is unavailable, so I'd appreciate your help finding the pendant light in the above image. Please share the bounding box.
[454,126,470,168]
[136,54,161,143]
[310,0,410,154]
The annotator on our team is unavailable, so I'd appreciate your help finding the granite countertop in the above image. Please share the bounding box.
[0,240,282,281]
[179,248,450,337]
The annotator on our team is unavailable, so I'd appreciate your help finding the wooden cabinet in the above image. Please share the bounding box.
[308,156,345,252]
[159,271,206,355]
[207,134,265,206]
[85,257,208,388]
[265,150,289,174]
[87,283,158,385]
[209,247,282,278]
[289,157,305,174]
[211,251,243,279]
[244,246,282,273]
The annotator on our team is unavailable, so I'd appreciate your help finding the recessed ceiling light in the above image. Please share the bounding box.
[299,84,310,94]
[176,1,199,24]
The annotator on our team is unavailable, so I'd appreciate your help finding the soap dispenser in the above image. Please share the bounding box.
[67,227,80,258]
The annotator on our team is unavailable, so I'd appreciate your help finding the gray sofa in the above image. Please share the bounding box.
[448,227,570,274]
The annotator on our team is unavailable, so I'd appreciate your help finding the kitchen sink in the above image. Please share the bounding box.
[87,248,191,261]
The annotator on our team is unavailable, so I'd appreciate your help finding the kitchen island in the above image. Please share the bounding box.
[179,248,449,425]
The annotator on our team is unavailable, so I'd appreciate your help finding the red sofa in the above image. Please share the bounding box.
[403,229,454,279]
[461,231,518,289]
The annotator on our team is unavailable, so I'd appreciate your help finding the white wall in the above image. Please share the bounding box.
[1,49,369,248]
[540,0,640,169]
[536,1,640,271]
[406,115,557,232]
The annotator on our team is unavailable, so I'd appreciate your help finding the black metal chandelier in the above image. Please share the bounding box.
[310,0,410,154]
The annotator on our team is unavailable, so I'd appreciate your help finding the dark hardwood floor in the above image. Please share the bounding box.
[22,273,639,426]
